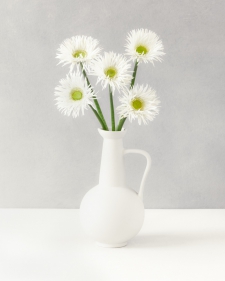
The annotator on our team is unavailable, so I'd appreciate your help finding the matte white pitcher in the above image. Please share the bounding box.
[79,129,151,247]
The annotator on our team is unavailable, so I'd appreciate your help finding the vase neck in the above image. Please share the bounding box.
[98,129,126,188]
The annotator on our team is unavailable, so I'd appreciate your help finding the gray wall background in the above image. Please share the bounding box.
[0,0,225,208]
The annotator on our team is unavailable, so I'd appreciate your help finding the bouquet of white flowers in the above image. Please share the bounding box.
[55,29,164,131]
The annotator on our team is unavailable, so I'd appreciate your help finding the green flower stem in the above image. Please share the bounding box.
[89,104,107,130]
[116,117,127,131]
[80,63,109,131]
[116,60,139,131]
[109,86,115,131]
[130,60,138,89]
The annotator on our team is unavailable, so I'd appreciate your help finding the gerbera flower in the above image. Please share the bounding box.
[91,52,132,93]
[125,29,165,64]
[56,36,101,71]
[54,70,94,118]
[117,84,160,125]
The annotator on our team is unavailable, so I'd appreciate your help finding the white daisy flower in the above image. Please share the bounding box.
[125,29,165,64]
[54,70,94,118]
[56,35,101,71]
[117,84,160,125]
[91,52,132,93]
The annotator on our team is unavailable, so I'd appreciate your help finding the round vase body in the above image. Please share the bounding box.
[80,185,144,247]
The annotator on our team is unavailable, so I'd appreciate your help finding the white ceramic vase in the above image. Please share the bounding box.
[79,129,151,247]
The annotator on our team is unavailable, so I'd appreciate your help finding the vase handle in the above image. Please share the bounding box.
[124,149,151,201]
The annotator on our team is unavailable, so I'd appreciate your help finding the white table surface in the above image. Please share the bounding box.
[0,209,225,281]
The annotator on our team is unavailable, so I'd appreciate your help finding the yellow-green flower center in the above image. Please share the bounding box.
[73,50,87,58]
[71,89,83,101]
[132,98,144,110]
[105,67,117,78]
[136,45,148,55]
